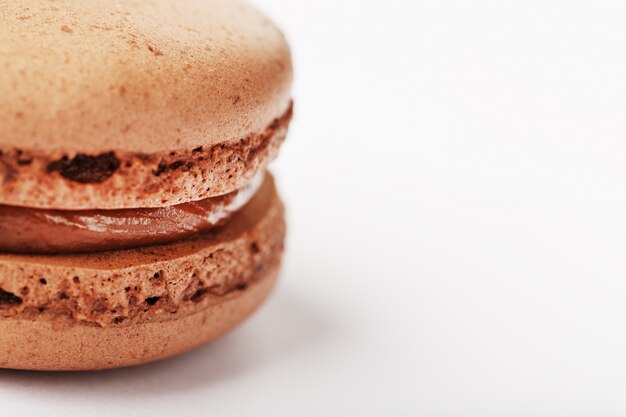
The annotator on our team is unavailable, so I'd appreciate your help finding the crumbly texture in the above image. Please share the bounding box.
[0,105,291,209]
[0,265,279,370]
[0,175,284,330]
[0,0,292,153]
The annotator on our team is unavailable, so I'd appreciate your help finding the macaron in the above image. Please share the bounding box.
[0,0,292,370]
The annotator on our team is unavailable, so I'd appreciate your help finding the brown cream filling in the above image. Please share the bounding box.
[0,173,264,254]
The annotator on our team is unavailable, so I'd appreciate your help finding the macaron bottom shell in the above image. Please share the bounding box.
[0,265,279,371]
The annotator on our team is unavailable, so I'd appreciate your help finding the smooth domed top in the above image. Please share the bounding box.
[0,0,292,154]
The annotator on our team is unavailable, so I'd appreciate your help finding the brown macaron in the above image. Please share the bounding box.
[0,0,293,370]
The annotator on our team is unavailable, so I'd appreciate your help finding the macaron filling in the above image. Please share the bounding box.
[0,173,265,254]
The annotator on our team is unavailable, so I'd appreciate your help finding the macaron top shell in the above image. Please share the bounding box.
[0,0,293,210]
[0,0,292,153]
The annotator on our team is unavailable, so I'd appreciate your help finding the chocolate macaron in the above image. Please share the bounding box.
[0,0,292,370]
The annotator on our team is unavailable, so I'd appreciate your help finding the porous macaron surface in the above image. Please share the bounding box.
[0,0,293,209]
[0,266,280,370]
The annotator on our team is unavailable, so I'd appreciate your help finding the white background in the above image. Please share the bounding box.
[4,0,626,415]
